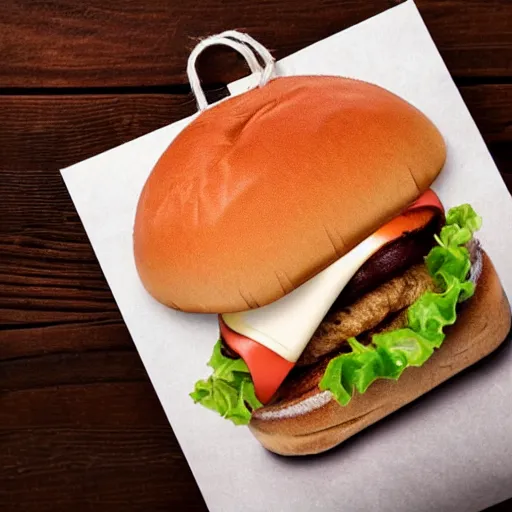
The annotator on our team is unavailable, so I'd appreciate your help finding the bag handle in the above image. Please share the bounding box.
[187,30,276,111]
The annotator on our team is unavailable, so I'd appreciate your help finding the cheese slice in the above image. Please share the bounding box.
[222,233,388,363]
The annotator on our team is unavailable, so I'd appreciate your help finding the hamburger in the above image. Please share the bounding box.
[133,75,511,455]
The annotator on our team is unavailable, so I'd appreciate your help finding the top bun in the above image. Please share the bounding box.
[133,76,446,313]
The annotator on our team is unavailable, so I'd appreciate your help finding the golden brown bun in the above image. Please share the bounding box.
[249,251,511,455]
[134,76,446,313]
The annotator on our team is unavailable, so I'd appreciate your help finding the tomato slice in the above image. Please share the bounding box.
[219,317,294,404]
[221,189,444,404]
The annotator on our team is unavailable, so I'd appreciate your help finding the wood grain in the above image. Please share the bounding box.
[0,383,207,512]
[0,85,511,171]
[1,429,205,512]
[459,85,512,177]
[0,94,196,170]
[1,0,511,88]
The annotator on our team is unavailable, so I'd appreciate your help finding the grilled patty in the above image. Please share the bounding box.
[297,263,436,366]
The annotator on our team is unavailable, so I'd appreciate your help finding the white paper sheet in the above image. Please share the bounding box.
[61,2,512,510]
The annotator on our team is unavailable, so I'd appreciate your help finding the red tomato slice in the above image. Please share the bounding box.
[219,317,295,404]
[221,189,444,404]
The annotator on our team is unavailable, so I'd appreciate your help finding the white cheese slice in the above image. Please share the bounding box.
[222,234,387,362]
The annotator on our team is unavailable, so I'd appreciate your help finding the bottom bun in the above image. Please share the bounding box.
[249,251,511,456]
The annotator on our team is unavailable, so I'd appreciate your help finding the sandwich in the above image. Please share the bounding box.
[133,76,511,455]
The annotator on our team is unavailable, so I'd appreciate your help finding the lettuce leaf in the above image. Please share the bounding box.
[319,204,482,405]
[190,339,262,425]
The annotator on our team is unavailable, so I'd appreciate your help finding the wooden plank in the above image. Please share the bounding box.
[460,85,512,142]
[1,0,511,88]
[460,84,512,177]
[0,94,197,170]
[0,317,206,511]
[0,85,511,171]
[0,429,206,512]
[0,94,194,352]
[0,339,206,510]
[417,0,512,78]
[1,351,146,391]
[0,382,207,511]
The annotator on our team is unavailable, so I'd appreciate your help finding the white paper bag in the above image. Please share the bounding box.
[61,2,512,511]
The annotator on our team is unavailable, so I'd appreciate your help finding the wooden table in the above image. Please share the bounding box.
[1,1,510,510]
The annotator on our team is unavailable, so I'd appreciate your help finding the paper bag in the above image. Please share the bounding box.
[61,2,512,511]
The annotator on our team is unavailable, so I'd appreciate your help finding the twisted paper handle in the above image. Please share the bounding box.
[187,30,276,111]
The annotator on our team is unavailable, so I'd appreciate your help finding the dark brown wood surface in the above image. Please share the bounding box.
[0,1,511,511]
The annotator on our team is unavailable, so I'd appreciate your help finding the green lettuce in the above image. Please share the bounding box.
[191,203,482,424]
[190,339,262,425]
[319,203,482,405]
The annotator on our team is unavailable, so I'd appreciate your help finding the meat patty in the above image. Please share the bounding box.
[333,212,441,308]
[296,264,437,366]
[273,307,413,403]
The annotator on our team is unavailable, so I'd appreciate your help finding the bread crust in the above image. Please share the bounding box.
[133,76,446,313]
[249,251,511,455]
